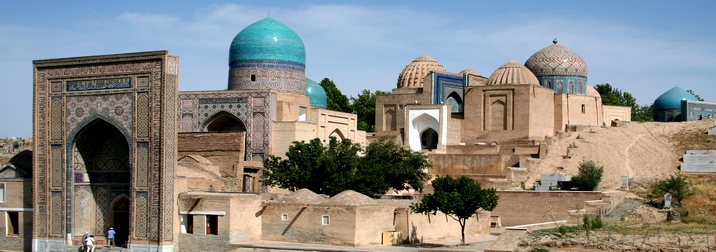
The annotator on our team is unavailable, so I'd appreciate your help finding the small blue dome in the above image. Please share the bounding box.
[229,18,305,64]
[305,78,327,108]
[653,86,698,110]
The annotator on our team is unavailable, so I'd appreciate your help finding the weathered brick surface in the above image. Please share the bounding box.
[491,191,603,226]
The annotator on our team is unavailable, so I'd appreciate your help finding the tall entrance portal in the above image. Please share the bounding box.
[32,51,178,251]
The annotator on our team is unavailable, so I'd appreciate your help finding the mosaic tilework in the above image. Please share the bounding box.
[34,52,176,245]
[178,92,275,161]
[51,97,64,140]
[136,143,149,187]
[137,92,150,138]
[150,206,159,240]
[50,192,63,236]
[251,113,266,160]
[66,77,132,92]
[95,186,108,234]
[430,73,464,113]
[135,192,148,238]
[73,186,92,235]
[229,64,306,94]
[66,93,133,137]
[50,145,64,188]
[162,56,178,240]
[525,43,588,77]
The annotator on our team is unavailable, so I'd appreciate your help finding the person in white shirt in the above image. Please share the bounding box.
[84,235,95,252]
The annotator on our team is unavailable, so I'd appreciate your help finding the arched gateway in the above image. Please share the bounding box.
[32,51,178,251]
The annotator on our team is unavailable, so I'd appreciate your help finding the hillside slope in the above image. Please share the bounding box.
[527,119,716,189]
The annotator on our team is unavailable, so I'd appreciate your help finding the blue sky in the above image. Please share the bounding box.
[1,1,715,137]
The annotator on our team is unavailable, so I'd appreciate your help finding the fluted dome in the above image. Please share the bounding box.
[229,18,305,65]
[305,78,327,108]
[653,86,698,110]
[486,61,539,85]
[397,55,446,88]
[460,68,480,76]
[525,41,587,77]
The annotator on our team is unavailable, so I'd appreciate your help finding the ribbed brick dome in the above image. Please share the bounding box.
[397,55,445,88]
[486,61,539,85]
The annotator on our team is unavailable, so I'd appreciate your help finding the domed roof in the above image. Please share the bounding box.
[486,61,539,85]
[653,86,698,110]
[305,78,327,108]
[322,190,375,205]
[525,40,587,77]
[586,85,601,97]
[397,55,446,88]
[229,18,305,65]
[276,189,325,204]
[460,68,480,76]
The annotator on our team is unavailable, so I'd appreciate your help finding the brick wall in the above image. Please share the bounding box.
[491,191,603,226]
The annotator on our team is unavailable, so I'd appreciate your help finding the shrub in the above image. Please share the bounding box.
[571,160,604,191]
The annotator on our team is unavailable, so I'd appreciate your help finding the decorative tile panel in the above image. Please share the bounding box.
[51,145,64,188]
[51,192,63,236]
[135,192,148,238]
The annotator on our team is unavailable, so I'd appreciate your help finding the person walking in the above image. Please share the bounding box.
[81,231,89,252]
[107,227,116,247]
[84,235,95,252]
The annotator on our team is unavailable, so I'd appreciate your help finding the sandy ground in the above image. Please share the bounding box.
[525,119,716,190]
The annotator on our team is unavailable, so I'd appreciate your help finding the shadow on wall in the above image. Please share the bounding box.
[9,150,32,177]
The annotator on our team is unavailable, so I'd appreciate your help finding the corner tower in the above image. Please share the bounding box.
[228,18,306,94]
[525,39,588,95]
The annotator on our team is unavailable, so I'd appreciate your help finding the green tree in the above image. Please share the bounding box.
[261,137,431,196]
[410,176,499,244]
[632,104,654,122]
[647,174,692,207]
[319,78,352,113]
[570,160,604,191]
[350,89,390,132]
[595,83,637,108]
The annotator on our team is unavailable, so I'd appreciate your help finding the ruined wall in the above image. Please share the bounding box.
[428,154,504,175]
[178,132,244,177]
[262,203,358,246]
[491,191,603,226]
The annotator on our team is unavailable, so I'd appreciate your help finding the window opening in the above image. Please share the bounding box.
[281,214,288,221]
[7,211,19,235]
[186,214,194,234]
[0,183,4,202]
[581,104,586,113]
[321,215,330,225]
[251,74,257,82]
[206,215,218,235]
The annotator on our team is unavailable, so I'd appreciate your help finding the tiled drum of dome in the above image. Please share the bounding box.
[228,18,306,94]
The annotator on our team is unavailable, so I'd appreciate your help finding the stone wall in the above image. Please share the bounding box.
[178,132,245,177]
[491,191,604,226]
[0,178,32,251]
[428,154,504,175]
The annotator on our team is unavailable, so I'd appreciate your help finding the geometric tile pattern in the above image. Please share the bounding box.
[178,91,275,161]
[229,60,306,94]
[50,145,64,188]
[51,97,64,140]
[524,43,587,77]
[430,73,464,113]
[50,192,63,236]
[95,186,109,235]
[135,192,148,238]
[33,51,176,245]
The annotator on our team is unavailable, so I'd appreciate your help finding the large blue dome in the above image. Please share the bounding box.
[305,78,327,108]
[229,18,305,64]
[653,86,698,110]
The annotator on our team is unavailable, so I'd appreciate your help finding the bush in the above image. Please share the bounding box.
[571,160,604,191]
[647,174,691,207]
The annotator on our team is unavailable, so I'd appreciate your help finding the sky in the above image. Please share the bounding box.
[1,1,716,137]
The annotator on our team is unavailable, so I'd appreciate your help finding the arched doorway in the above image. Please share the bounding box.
[329,129,345,140]
[420,128,438,150]
[111,197,130,247]
[72,119,130,242]
[203,112,246,132]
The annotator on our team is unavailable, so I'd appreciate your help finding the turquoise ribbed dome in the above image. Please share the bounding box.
[653,86,697,110]
[229,18,305,64]
[305,78,327,108]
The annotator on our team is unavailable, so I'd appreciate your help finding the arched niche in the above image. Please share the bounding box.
[201,111,246,132]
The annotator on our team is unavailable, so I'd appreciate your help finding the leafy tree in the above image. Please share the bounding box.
[687,89,704,101]
[595,83,637,108]
[350,89,390,132]
[647,174,692,207]
[410,176,499,244]
[570,160,604,191]
[632,104,654,122]
[319,78,352,113]
[261,137,431,196]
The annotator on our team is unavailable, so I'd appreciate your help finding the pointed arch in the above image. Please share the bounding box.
[201,111,246,132]
[420,128,438,150]
[409,113,440,151]
[445,91,463,113]
[490,99,507,130]
[329,129,345,140]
